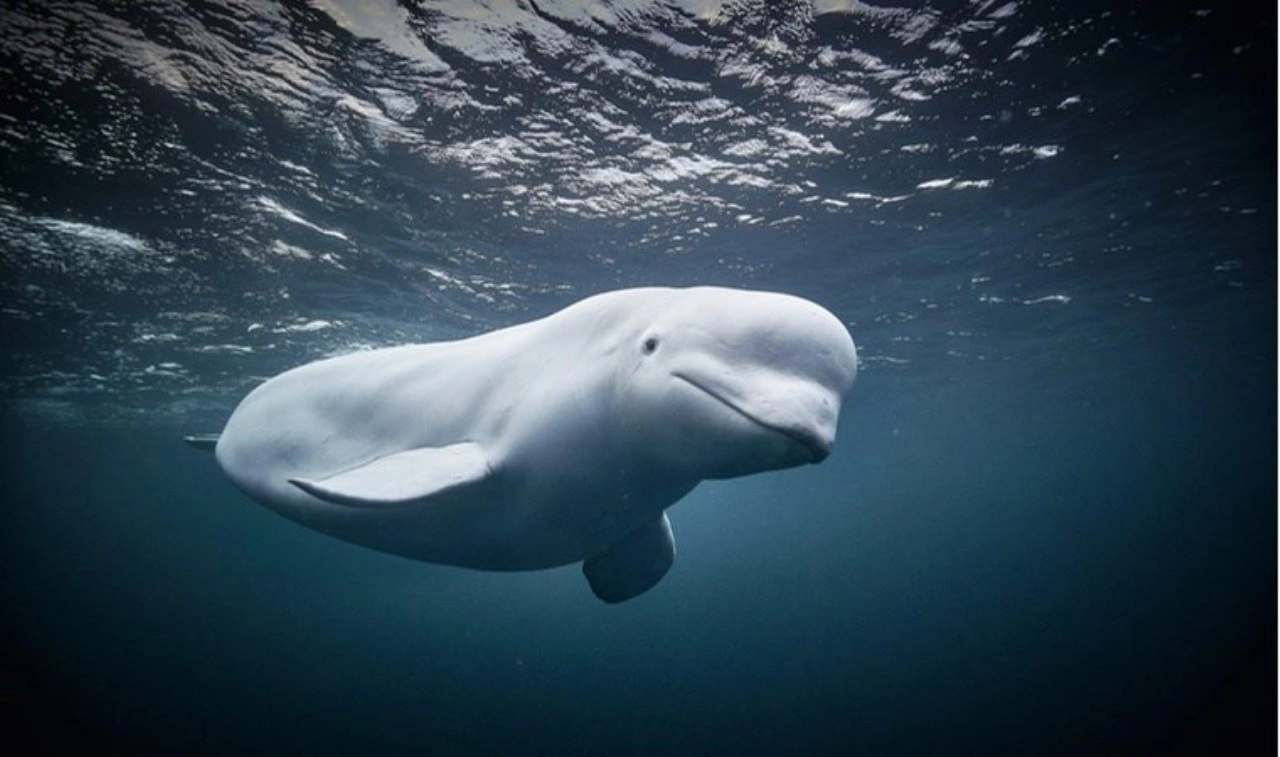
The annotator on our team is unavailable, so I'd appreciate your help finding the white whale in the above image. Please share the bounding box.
[189,286,857,603]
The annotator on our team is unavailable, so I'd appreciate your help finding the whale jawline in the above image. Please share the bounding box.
[670,371,829,463]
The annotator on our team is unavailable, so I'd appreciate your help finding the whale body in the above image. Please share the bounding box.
[192,286,857,603]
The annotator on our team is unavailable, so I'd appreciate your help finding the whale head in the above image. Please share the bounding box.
[618,287,857,480]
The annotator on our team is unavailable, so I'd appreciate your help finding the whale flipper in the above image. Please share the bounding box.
[582,514,675,603]
[290,442,492,507]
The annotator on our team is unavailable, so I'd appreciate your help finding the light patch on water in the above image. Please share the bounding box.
[722,139,770,158]
[768,126,840,156]
[433,1,573,64]
[928,37,963,56]
[39,218,150,253]
[373,88,420,121]
[646,154,737,183]
[999,144,1062,159]
[719,59,773,89]
[791,75,877,121]
[988,2,1019,19]
[579,166,640,187]
[644,29,707,59]
[1014,28,1043,49]
[890,82,931,102]
[859,354,911,366]
[845,191,912,205]
[135,332,182,343]
[309,0,449,71]
[274,320,338,334]
[257,197,349,241]
[145,363,186,377]
[810,0,917,22]
[278,160,315,176]
[336,94,419,147]
[271,240,313,260]
[668,96,735,126]
[539,0,677,29]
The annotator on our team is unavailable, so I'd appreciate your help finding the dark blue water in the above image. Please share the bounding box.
[1,1,1274,754]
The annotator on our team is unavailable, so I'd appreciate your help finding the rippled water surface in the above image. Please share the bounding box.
[0,1,1274,754]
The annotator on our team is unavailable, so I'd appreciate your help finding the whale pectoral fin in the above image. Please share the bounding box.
[582,514,676,604]
[289,442,492,507]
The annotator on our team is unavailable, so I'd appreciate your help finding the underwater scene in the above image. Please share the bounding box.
[0,1,1274,754]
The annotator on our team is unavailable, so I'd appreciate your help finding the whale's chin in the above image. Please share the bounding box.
[671,371,831,464]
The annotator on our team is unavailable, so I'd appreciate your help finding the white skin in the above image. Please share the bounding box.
[214,286,857,571]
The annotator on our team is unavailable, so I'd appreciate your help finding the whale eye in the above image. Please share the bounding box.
[642,336,659,355]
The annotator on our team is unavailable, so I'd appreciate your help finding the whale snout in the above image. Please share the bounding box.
[673,370,840,466]
[783,425,831,464]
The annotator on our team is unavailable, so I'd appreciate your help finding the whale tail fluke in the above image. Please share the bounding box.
[183,434,220,452]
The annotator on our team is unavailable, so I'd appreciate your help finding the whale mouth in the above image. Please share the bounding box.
[672,372,830,463]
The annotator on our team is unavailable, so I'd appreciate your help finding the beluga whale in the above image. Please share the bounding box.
[187,286,857,603]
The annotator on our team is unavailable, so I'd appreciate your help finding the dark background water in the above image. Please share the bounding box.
[0,1,1275,754]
